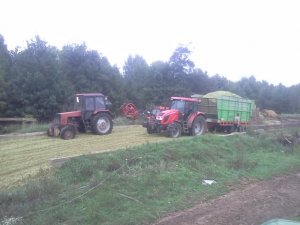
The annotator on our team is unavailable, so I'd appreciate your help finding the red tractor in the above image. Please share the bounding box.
[142,97,207,138]
[48,93,113,140]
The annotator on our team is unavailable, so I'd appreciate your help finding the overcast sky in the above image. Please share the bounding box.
[1,0,299,86]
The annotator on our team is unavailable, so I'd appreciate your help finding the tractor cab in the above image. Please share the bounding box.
[74,93,112,113]
[170,97,199,117]
[73,93,112,122]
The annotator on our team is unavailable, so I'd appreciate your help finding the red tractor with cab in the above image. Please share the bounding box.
[142,97,207,138]
[48,93,113,140]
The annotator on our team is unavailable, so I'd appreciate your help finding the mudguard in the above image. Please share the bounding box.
[187,112,205,128]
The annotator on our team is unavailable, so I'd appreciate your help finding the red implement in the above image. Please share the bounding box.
[120,103,139,120]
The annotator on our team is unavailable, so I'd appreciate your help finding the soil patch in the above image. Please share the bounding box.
[153,172,300,225]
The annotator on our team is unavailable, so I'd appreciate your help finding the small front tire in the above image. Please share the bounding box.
[47,125,60,137]
[60,126,76,140]
[168,122,181,138]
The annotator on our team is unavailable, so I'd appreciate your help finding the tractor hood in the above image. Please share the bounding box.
[57,111,81,117]
[57,111,81,125]
[156,109,178,121]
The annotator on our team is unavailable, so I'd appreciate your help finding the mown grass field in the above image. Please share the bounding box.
[0,125,171,189]
[1,129,300,225]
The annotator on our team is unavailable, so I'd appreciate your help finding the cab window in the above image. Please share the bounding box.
[171,100,185,113]
[95,96,105,109]
[85,97,94,111]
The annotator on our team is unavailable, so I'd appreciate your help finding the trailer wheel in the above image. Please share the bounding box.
[168,122,181,138]
[60,126,76,140]
[92,114,113,135]
[191,116,207,136]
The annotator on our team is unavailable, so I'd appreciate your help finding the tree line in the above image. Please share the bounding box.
[0,34,299,121]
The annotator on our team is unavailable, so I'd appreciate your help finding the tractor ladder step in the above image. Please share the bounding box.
[183,121,189,133]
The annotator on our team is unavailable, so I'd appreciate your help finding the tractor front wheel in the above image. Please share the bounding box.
[191,116,207,136]
[47,125,60,137]
[168,122,181,138]
[60,126,76,140]
[92,114,113,135]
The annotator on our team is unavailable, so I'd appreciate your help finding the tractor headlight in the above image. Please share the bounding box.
[156,116,163,120]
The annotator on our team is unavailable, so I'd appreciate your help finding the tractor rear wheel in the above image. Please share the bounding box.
[168,122,181,138]
[191,116,207,136]
[60,126,76,140]
[92,114,113,135]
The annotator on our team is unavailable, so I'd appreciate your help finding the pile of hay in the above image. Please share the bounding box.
[202,91,242,98]
[261,109,278,118]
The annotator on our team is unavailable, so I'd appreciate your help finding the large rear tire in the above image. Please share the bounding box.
[92,114,113,135]
[168,122,181,138]
[191,116,207,136]
[60,126,76,140]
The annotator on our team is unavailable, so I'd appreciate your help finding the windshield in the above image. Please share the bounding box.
[170,100,185,113]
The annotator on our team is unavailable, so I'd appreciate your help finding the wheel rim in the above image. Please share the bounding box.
[194,121,202,135]
[170,125,179,137]
[97,117,110,133]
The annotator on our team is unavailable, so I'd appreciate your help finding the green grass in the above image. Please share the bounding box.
[17,123,49,133]
[293,216,300,222]
[0,125,170,189]
[0,123,48,134]
[1,129,300,225]
[113,116,144,126]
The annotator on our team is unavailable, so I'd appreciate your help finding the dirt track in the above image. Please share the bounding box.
[153,171,300,225]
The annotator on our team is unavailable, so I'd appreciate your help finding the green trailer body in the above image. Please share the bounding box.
[198,95,255,130]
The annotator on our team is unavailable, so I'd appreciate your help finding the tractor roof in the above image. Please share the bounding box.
[76,93,104,97]
[171,97,201,103]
